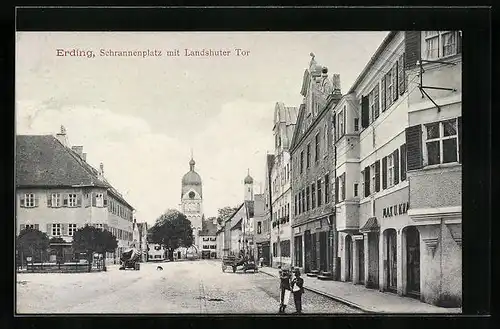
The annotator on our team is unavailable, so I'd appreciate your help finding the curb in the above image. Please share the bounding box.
[258,269,372,313]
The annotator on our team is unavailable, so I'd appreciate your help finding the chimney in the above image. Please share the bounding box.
[72,146,83,157]
[82,153,87,161]
[99,162,104,175]
[55,125,69,147]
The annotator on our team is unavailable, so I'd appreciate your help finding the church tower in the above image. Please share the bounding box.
[244,169,254,201]
[181,154,203,252]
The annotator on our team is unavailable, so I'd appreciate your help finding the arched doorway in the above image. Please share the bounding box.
[405,226,420,297]
[345,235,353,282]
[384,229,397,292]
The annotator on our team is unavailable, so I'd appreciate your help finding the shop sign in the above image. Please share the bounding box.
[383,202,410,218]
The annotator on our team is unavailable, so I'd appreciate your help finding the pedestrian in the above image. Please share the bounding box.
[278,266,291,313]
[291,268,304,314]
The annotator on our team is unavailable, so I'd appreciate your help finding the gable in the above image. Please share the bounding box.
[290,104,306,151]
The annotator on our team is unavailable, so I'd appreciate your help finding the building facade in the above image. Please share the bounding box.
[405,30,462,307]
[333,31,411,292]
[199,217,218,259]
[269,103,298,269]
[290,55,341,278]
[16,127,135,264]
[180,156,204,256]
[253,193,270,265]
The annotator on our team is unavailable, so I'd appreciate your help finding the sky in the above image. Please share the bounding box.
[16,31,388,225]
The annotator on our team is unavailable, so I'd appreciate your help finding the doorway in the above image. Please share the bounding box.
[385,229,397,292]
[405,226,421,297]
[357,239,365,284]
[345,235,353,281]
[311,233,317,271]
[319,231,327,271]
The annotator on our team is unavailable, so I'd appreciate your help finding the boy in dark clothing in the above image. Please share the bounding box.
[290,268,304,314]
[278,267,291,313]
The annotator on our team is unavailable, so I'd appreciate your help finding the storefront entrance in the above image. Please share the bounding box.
[385,229,397,292]
[405,226,421,297]
[345,235,353,281]
[357,239,365,284]
[304,230,311,272]
[294,235,303,268]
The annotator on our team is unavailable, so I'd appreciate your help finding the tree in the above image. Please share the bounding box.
[72,225,118,270]
[16,227,50,264]
[216,205,240,225]
[148,209,194,260]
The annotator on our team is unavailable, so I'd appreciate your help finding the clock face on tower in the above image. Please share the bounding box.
[189,191,195,199]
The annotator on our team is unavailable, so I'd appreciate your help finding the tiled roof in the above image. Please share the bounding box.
[16,135,134,209]
[360,217,380,232]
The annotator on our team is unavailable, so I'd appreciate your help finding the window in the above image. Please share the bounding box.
[306,187,310,211]
[338,109,345,139]
[354,183,359,197]
[388,154,394,187]
[315,133,320,162]
[424,31,460,59]
[425,31,439,59]
[294,194,297,215]
[324,124,328,156]
[354,118,359,132]
[280,240,291,258]
[25,224,35,230]
[52,223,61,236]
[95,193,104,207]
[370,164,376,195]
[51,193,61,207]
[425,119,459,165]
[273,242,277,257]
[317,179,322,207]
[369,84,380,122]
[68,224,77,236]
[324,174,330,204]
[301,189,306,214]
[306,144,311,168]
[68,193,77,207]
[361,170,365,197]
[24,193,35,207]
[257,222,262,234]
[311,183,316,209]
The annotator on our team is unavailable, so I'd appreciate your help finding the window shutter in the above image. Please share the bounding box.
[394,149,400,185]
[399,54,405,95]
[382,156,388,190]
[61,224,68,236]
[392,62,399,101]
[76,195,82,207]
[457,31,462,53]
[374,83,380,119]
[458,116,462,163]
[46,224,52,235]
[35,224,39,230]
[104,196,108,207]
[381,76,386,112]
[20,195,25,208]
[92,193,97,207]
[335,177,339,203]
[63,194,68,207]
[341,173,346,200]
[400,144,407,181]
[360,170,364,196]
[20,224,26,231]
[404,31,422,70]
[47,193,52,207]
[361,96,369,128]
[406,124,423,170]
[375,160,381,192]
[364,166,370,197]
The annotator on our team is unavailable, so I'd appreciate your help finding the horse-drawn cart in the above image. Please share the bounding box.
[222,255,258,273]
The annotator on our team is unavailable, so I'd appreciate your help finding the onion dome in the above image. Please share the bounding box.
[244,169,254,184]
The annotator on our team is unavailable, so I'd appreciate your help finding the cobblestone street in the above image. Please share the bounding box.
[16,260,362,314]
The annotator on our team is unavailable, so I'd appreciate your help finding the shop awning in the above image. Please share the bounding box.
[359,217,380,233]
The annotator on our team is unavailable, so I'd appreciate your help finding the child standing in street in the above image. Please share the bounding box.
[278,266,291,313]
[291,268,304,314]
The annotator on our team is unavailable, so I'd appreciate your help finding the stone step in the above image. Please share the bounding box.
[317,275,333,281]
[306,273,318,277]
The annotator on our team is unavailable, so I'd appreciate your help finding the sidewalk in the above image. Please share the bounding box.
[259,266,461,314]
